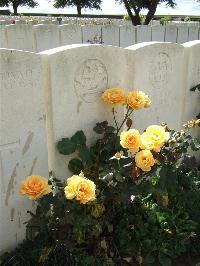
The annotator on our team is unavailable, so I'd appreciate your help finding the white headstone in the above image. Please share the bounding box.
[177,25,189,44]
[165,25,178,42]
[137,25,152,43]
[0,26,7,48]
[60,24,82,45]
[188,25,200,41]
[101,25,120,46]
[34,24,60,52]
[40,44,131,178]
[151,25,165,42]
[6,25,35,52]
[182,41,200,128]
[126,42,185,131]
[82,25,102,44]
[120,25,136,48]
[0,49,48,253]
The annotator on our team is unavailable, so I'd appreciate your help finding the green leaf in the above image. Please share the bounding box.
[57,138,76,155]
[158,252,172,266]
[93,121,112,134]
[71,131,86,146]
[144,253,155,264]
[78,145,92,162]
[191,138,200,151]
[68,159,84,174]
[105,126,115,133]
[159,165,177,194]
[190,83,200,92]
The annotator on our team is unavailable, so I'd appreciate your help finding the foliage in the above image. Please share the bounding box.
[52,0,102,16]
[160,16,172,25]
[0,0,38,15]
[116,0,176,25]
[1,89,200,266]
[190,83,200,124]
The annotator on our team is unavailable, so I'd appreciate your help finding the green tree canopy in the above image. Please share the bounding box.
[53,0,102,16]
[0,0,38,15]
[117,0,176,25]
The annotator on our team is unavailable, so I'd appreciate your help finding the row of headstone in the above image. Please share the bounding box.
[0,24,200,52]
[0,41,200,253]
[0,16,130,26]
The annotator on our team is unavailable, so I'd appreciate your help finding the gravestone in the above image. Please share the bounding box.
[182,41,200,135]
[82,25,102,44]
[177,25,189,44]
[60,24,82,45]
[137,25,152,43]
[126,42,185,131]
[151,25,165,42]
[34,24,60,52]
[0,26,7,48]
[120,25,136,48]
[165,25,178,42]
[188,25,200,41]
[0,49,48,253]
[101,25,120,46]
[40,44,132,178]
[6,25,35,52]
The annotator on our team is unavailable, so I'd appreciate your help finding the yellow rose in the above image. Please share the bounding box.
[102,88,126,105]
[141,125,168,151]
[65,173,96,204]
[19,175,52,200]
[144,95,151,108]
[120,129,142,153]
[127,91,151,110]
[135,150,155,172]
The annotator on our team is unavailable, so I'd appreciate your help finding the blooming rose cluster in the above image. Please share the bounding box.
[64,172,96,204]
[102,88,151,109]
[120,125,169,172]
[20,172,96,205]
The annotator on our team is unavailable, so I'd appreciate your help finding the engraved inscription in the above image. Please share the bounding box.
[0,70,34,90]
[74,59,108,103]
[150,52,172,89]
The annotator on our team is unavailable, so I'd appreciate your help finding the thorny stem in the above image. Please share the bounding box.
[112,107,119,132]
[116,106,134,135]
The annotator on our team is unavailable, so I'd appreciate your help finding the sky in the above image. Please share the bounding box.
[3,0,200,15]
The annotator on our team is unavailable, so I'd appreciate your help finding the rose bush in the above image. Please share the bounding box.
[1,88,200,266]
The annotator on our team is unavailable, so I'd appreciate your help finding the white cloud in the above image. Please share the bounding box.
[13,0,200,16]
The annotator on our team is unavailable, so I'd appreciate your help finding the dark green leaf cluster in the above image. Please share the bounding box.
[1,120,200,266]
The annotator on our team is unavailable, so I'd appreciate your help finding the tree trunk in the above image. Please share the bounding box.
[122,0,141,26]
[13,1,18,15]
[77,4,82,17]
[144,0,158,25]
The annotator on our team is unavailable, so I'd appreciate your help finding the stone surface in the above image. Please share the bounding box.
[60,24,82,45]
[165,25,178,42]
[6,25,35,52]
[82,25,102,44]
[101,25,120,46]
[40,44,131,178]
[177,25,189,43]
[120,25,136,48]
[137,25,152,43]
[0,26,7,48]
[34,24,60,52]
[126,42,185,131]
[188,25,200,41]
[182,41,200,135]
[151,25,165,42]
[0,49,48,253]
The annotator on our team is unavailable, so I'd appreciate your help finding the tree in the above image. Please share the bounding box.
[117,0,176,25]
[0,0,38,15]
[53,0,102,16]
